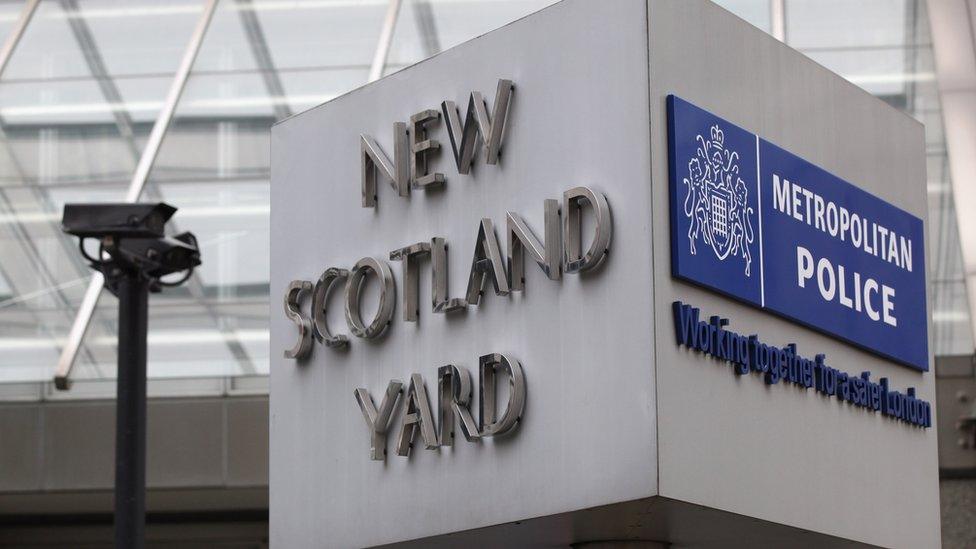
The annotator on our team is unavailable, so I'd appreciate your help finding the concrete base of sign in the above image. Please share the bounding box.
[270,0,939,547]
[573,541,668,549]
[378,498,866,549]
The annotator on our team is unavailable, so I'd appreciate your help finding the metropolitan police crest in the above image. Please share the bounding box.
[682,125,755,276]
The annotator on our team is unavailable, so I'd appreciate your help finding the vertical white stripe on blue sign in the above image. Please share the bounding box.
[756,134,765,307]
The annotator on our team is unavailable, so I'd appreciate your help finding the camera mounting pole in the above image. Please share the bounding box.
[112,263,150,549]
[61,203,200,549]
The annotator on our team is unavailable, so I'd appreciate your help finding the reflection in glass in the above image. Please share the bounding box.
[0,0,204,383]
[387,0,557,75]
[712,0,771,33]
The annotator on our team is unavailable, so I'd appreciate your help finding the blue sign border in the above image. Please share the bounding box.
[667,95,929,372]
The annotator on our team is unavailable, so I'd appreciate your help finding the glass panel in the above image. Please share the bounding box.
[0,0,204,385]
[0,1,24,51]
[712,0,771,33]
[387,0,558,72]
[786,0,911,49]
[256,0,388,111]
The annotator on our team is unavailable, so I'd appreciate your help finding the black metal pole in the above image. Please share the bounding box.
[114,274,148,549]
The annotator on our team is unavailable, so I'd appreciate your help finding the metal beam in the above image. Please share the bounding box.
[55,0,221,389]
[770,0,786,42]
[413,0,441,59]
[0,0,39,77]
[235,0,292,121]
[369,0,403,82]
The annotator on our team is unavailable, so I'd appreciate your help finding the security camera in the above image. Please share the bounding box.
[61,203,176,239]
[115,232,201,280]
[61,202,201,293]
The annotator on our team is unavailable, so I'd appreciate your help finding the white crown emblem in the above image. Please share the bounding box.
[682,124,755,276]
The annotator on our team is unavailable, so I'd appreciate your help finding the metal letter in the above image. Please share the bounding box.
[395,374,439,456]
[479,353,526,437]
[360,122,410,207]
[438,364,480,446]
[355,380,403,460]
[563,186,612,273]
[465,218,510,305]
[410,109,445,189]
[283,280,313,360]
[508,198,562,291]
[345,257,396,338]
[390,242,430,322]
[440,79,513,174]
[431,237,467,313]
[312,267,349,348]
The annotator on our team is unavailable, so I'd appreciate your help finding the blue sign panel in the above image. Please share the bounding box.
[667,95,928,371]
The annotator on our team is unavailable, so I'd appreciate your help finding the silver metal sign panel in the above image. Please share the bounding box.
[270,1,656,546]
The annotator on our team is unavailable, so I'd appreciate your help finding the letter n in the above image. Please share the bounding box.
[361,122,409,207]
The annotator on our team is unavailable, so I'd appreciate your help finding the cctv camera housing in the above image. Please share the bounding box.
[115,232,202,278]
[61,203,177,239]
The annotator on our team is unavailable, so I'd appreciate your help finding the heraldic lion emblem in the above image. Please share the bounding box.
[682,125,755,276]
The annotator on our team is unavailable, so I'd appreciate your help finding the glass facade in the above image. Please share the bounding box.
[0,0,969,399]
[0,1,207,394]
[715,0,974,356]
